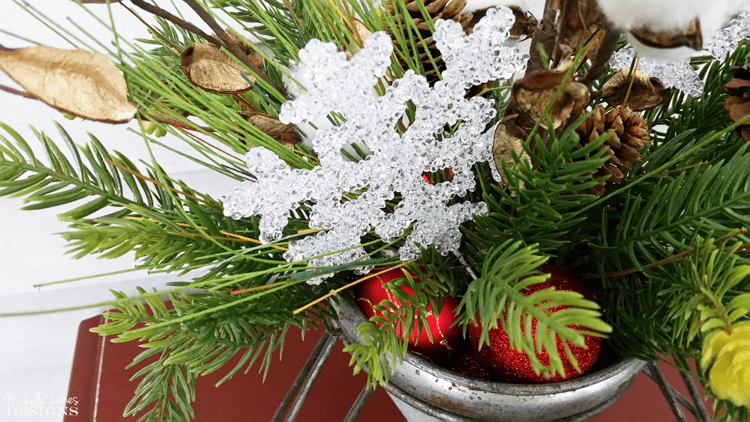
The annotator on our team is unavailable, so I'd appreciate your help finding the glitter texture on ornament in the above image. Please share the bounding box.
[223,7,528,283]
[609,47,704,97]
[706,7,750,60]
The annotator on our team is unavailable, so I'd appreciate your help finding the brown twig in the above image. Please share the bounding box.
[129,0,224,47]
[105,159,220,208]
[280,0,304,28]
[525,0,557,75]
[582,229,748,279]
[122,3,182,53]
[146,113,213,131]
[179,0,288,97]
[0,83,36,99]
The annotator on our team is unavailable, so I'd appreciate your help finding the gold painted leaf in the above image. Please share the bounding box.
[180,42,256,94]
[240,111,300,149]
[0,46,137,123]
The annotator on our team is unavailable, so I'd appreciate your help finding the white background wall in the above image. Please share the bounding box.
[0,2,240,420]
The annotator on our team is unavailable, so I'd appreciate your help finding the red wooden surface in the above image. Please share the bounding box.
[65,314,710,421]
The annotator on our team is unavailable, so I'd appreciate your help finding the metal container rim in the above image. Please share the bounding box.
[335,298,646,396]
[401,349,645,396]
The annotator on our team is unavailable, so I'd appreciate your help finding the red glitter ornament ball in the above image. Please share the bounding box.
[467,265,603,383]
[354,267,464,362]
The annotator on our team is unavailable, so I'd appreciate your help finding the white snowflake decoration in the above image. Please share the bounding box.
[223,7,528,283]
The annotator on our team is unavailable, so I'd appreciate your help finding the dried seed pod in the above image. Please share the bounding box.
[0,45,136,123]
[492,118,530,188]
[512,68,590,128]
[180,42,256,94]
[225,29,264,68]
[552,0,610,62]
[240,111,300,149]
[575,104,650,195]
[601,68,671,111]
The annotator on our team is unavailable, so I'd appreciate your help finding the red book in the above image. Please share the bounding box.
[65,314,711,422]
[63,314,403,421]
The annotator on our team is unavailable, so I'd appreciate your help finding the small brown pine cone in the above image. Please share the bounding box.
[384,0,492,96]
[575,104,650,195]
[725,56,750,142]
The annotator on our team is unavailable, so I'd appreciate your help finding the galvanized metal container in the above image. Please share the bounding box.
[336,300,647,422]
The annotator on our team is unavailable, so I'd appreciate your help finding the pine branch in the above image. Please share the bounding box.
[466,115,611,255]
[606,147,750,272]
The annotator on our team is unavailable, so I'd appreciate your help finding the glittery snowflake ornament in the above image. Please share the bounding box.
[706,7,750,60]
[224,8,528,283]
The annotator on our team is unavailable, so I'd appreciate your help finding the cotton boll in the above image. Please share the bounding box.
[599,0,731,32]
[599,0,750,59]
[624,36,699,60]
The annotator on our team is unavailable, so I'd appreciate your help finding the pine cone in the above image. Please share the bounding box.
[725,57,750,142]
[385,0,487,93]
[575,104,650,195]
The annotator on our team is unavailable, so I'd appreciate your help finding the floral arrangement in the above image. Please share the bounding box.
[2,0,750,421]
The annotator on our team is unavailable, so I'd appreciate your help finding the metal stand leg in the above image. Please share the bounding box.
[644,362,688,422]
[343,385,374,422]
[680,370,711,422]
[271,331,340,422]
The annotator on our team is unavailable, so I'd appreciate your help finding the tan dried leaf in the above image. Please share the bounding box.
[225,29,264,69]
[493,121,529,187]
[180,43,255,94]
[553,0,609,62]
[601,68,671,111]
[350,19,374,45]
[630,18,702,51]
[512,68,590,128]
[0,46,136,123]
[241,111,300,149]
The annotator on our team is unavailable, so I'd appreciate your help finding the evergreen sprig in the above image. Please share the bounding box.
[466,116,611,257]
[605,147,750,275]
